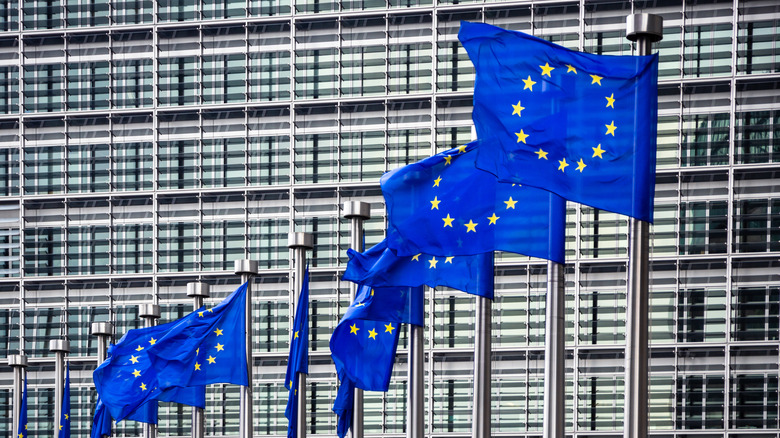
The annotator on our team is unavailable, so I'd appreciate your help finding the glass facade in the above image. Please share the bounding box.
[0,0,779,436]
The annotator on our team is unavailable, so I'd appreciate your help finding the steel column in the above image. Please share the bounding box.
[139,304,160,438]
[50,339,70,434]
[235,259,259,438]
[407,323,424,438]
[472,295,491,438]
[543,261,566,438]
[10,354,28,435]
[288,232,313,438]
[187,283,211,438]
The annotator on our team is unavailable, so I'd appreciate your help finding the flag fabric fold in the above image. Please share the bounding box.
[381,141,566,264]
[343,238,494,299]
[330,285,424,438]
[458,21,659,222]
[59,363,70,438]
[17,374,27,438]
[91,397,112,438]
[285,267,310,438]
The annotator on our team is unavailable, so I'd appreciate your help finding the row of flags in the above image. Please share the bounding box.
[13,20,658,437]
[16,364,70,438]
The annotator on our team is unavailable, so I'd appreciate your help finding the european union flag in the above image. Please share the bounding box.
[17,375,27,438]
[146,283,249,389]
[90,397,112,438]
[285,267,310,438]
[93,319,206,423]
[381,141,566,264]
[58,363,70,438]
[343,239,494,298]
[459,21,659,223]
[330,285,424,438]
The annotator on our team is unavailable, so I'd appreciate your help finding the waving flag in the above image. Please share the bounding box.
[58,363,70,438]
[285,267,310,438]
[90,397,112,438]
[17,375,27,438]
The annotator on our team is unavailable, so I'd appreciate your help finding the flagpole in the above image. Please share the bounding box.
[472,294,491,438]
[187,283,210,438]
[10,353,28,435]
[543,261,565,438]
[407,321,424,438]
[624,13,663,438]
[91,322,114,364]
[50,339,70,434]
[235,259,258,438]
[342,201,370,438]
[139,304,161,438]
[288,232,313,438]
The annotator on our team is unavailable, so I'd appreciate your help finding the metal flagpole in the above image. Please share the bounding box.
[10,354,28,435]
[187,282,210,438]
[543,261,566,438]
[235,259,258,438]
[472,294,491,438]
[624,13,663,438]
[342,201,370,438]
[288,232,313,438]
[91,322,114,364]
[407,321,424,438]
[139,304,160,438]
[50,339,70,434]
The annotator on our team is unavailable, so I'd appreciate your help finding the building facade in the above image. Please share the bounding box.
[0,0,779,436]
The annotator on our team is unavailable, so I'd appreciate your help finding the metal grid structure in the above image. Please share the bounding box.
[0,0,779,436]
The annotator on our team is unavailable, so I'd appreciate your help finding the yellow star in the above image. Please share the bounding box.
[411,253,421,261]
[444,155,452,165]
[558,158,569,172]
[534,148,548,160]
[196,348,200,355]
[350,324,360,335]
[605,121,617,136]
[371,289,374,296]
[64,414,68,420]
[294,330,299,339]
[592,144,606,158]
[511,100,525,117]
[464,220,478,233]
[487,213,500,224]
[59,425,62,430]
[214,328,224,336]
[140,382,147,391]
[132,369,141,378]
[457,145,467,153]
[445,256,454,264]
[522,76,536,91]
[504,197,518,209]
[433,175,442,187]
[384,323,395,333]
[539,62,554,77]
[289,380,293,387]
[605,93,615,108]
[19,433,23,438]
[207,355,216,364]
[355,302,366,307]
[198,311,204,317]
[207,308,213,313]
[215,343,224,351]
[149,337,156,345]
[430,196,441,210]
[368,328,378,340]
[515,130,529,144]
[576,159,587,173]
[590,74,603,85]
[129,355,139,364]
[566,64,577,74]
[195,362,201,371]
[428,257,438,269]
[135,345,144,351]
[442,214,454,228]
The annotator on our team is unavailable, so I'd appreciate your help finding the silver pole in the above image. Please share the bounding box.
[342,201,370,438]
[49,339,70,434]
[90,322,114,364]
[625,13,662,438]
[288,232,314,438]
[139,304,160,438]
[407,324,424,438]
[235,259,259,438]
[9,354,28,435]
[187,283,210,438]
[543,262,565,438]
[472,296,491,438]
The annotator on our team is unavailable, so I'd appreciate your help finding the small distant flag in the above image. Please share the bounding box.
[17,375,27,438]
[285,267,310,437]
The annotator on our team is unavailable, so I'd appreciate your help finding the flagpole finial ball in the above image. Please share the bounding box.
[8,354,28,367]
[342,201,371,220]
[49,339,71,353]
[138,304,161,320]
[187,282,211,298]
[288,232,314,250]
[626,13,663,43]
[91,322,114,337]
[234,259,259,275]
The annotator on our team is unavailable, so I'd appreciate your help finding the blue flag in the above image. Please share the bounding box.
[91,397,112,438]
[146,282,249,389]
[381,141,566,264]
[459,21,659,223]
[285,267,310,438]
[93,319,206,423]
[344,239,494,298]
[59,363,70,438]
[330,285,424,438]
[17,375,27,438]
